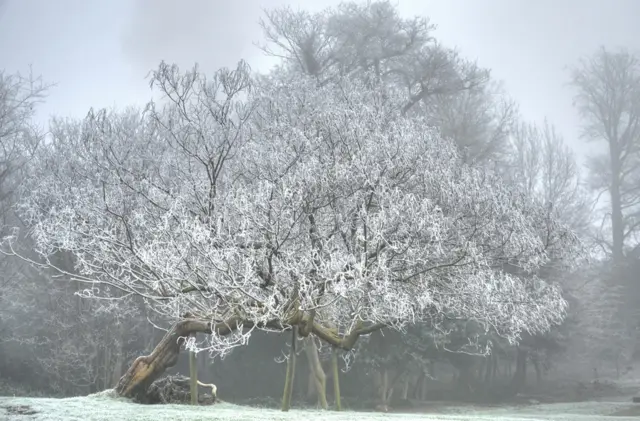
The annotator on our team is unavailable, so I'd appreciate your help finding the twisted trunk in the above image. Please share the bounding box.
[115,316,257,402]
[115,311,384,403]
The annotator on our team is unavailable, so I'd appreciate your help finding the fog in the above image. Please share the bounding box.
[2,0,639,156]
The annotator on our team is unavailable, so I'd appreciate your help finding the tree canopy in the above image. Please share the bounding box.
[8,58,583,357]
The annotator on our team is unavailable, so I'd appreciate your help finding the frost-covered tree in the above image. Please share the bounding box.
[7,60,582,401]
[0,69,51,393]
[259,1,514,165]
[0,69,47,220]
[0,69,48,304]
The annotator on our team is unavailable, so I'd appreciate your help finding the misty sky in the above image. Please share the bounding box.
[1,0,639,162]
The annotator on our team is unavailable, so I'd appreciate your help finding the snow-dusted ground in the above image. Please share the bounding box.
[1,390,639,421]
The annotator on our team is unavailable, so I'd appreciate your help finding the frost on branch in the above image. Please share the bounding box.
[0,69,48,227]
[10,62,583,357]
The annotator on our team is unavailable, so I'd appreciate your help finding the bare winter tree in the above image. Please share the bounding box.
[426,81,517,166]
[0,69,48,293]
[570,48,640,367]
[0,69,48,226]
[506,119,591,235]
[571,47,640,264]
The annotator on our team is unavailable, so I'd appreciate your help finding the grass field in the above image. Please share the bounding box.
[1,389,639,420]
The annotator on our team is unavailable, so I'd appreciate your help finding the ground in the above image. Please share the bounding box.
[1,390,640,421]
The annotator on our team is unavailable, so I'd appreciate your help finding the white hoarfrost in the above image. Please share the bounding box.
[0,393,638,421]
[7,62,583,355]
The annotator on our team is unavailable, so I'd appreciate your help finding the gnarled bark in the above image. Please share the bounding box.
[114,309,383,403]
[309,320,385,350]
[115,319,211,401]
[115,316,257,402]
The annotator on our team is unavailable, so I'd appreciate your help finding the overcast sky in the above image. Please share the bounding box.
[1,0,639,163]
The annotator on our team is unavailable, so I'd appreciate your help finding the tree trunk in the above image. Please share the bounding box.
[110,323,125,388]
[114,312,377,403]
[413,371,425,400]
[510,347,527,394]
[281,327,298,412]
[421,372,428,401]
[189,333,198,406]
[531,355,542,386]
[401,375,409,400]
[331,347,342,411]
[376,368,393,407]
[305,337,328,409]
[609,147,625,267]
[484,354,495,386]
[116,314,286,401]
[307,365,316,401]
[457,366,474,397]
[115,318,217,401]
[104,345,112,391]
[386,372,395,404]
[197,349,211,384]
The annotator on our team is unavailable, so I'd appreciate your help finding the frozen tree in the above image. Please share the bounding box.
[7,60,583,401]
[0,69,48,225]
[0,69,51,392]
[0,69,48,298]
[259,1,511,165]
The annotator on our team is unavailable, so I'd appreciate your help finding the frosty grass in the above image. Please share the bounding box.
[1,389,639,420]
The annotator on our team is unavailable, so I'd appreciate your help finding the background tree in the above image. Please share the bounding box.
[0,68,52,394]
[501,118,593,394]
[505,119,591,234]
[571,46,640,364]
[259,0,514,166]
[570,47,640,263]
